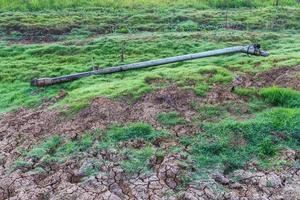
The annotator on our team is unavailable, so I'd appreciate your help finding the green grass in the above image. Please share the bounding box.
[188,107,300,173]
[25,135,60,159]
[194,84,210,97]
[156,112,185,126]
[121,146,153,174]
[260,87,300,108]
[234,87,258,97]
[0,0,299,11]
[0,6,300,113]
[106,123,168,142]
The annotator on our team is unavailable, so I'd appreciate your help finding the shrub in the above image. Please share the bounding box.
[259,87,300,108]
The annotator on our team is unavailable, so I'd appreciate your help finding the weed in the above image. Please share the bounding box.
[27,167,46,175]
[156,112,185,126]
[78,134,93,151]
[25,135,60,159]
[11,159,32,171]
[81,160,101,177]
[106,123,168,142]
[121,146,153,174]
[257,137,277,158]
[195,104,227,122]
[194,84,209,97]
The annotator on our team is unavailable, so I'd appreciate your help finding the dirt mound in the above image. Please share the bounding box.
[128,85,200,135]
[256,65,300,91]
[237,65,300,91]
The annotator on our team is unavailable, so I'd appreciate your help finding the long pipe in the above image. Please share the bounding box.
[31,44,268,87]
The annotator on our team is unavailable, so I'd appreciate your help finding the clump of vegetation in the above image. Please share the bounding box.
[25,135,61,159]
[177,20,199,32]
[234,87,258,97]
[121,146,153,174]
[188,107,300,173]
[157,112,185,126]
[11,159,32,171]
[259,87,300,108]
[194,84,209,97]
[198,66,233,83]
[106,123,168,142]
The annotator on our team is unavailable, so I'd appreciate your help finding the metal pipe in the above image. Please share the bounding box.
[31,44,268,87]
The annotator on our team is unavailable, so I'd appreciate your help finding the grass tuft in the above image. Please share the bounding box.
[121,146,153,174]
[259,87,300,108]
[156,112,185,126]
[106,123,168,142]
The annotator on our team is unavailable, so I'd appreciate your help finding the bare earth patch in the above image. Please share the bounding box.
[238,65,300,91]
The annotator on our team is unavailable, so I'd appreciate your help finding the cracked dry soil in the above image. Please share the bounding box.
[0,66,300,200]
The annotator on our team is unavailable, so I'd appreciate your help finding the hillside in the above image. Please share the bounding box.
[0,2,300,200]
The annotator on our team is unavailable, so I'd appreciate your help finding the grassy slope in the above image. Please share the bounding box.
[0,6,300,113]
[1,2,300,179]
[0,0,299,10]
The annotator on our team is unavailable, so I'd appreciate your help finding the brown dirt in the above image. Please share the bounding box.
[182,150,300,200]
[236,65,300,91]
[1,65,300,199]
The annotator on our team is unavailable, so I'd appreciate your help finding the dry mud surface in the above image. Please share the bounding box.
[0,66,300,200]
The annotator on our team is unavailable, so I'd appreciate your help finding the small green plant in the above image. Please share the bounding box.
[156,112,185,126]
[78,134,93,151]
[11,159,32,171]
[178,173,192,189]
[56,141,78,156]
[106,123,168,141]
[194,84,209,97]
[121,146,153,174]
[257,137,277,158]
[81,160,101,177]
[27,167,46,175]
[259,87,300,108]
[25,135,60,159]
